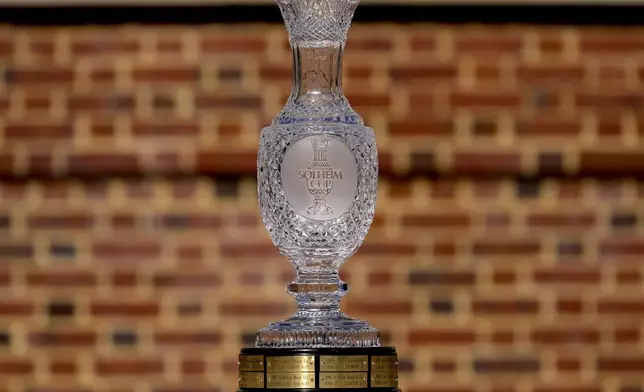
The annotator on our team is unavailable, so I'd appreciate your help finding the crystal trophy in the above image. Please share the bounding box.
[238,0,399,390]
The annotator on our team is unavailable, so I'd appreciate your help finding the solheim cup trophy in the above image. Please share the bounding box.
[238,0,399,390]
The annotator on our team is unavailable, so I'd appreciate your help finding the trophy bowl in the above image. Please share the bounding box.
[238,0,400,390]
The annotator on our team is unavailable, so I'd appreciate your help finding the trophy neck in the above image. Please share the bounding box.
[274,42,362,125]
[293,43,344,103]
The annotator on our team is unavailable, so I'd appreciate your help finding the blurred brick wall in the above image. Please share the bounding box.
[0,22,644,392]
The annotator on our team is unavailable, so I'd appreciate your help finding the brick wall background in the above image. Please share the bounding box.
[0,21,643,392]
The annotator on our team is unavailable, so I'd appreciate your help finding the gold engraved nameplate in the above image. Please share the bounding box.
[267,355,316,373]
[320,372,369,388]
[320,355,368,372]
[371,356,398,372]
[266,373,316,389]
[371,372,398,388]
[239,355,265,372]
[239,372,265,388]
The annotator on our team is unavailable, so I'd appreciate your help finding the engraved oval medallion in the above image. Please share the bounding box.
[281,135,358,221]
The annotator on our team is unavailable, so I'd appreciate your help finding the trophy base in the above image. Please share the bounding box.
[255,310,381,348]
[238,347,400,391]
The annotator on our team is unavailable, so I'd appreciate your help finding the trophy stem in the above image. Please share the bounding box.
[288,268,347,313]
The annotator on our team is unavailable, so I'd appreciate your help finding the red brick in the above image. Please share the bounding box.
[220,244,278,258]
[616,269,640,284]
[196,151,257,174]
[597,116,623,136]
[539,36,564,55]
[531,328,599,344]
[490,331,515,344]
[472,299,539,314]
[580,34,644,53]
[408,93,434,110]
[492,270,516,285]
[90,68,116,84]
[346,38,392,51]
[11,68,74,84]
[615,329,639,343]
[153,272,221,288]
[516,119,581,137]
[68,154,140,175]
[0,153,13,175]
[431,180,457,198]
[176,245,203,261]
[388,181,411,198]
[389,120,453,137]
[359,243,417,256]
[92,241,160,260]
[181,359,206,374]
[195,94,261,109]
[28,39,53,57]
[346,66,373,80]
[455,33,522,53]
[132,67,199,83]
[0,359,33,374]
[132,121,200,137]
[408,329,475,345]
[259,66,290,80]
[433,242,457,256]
[0,270,10,286]
[95,359,163,375]
[601,239,644,255]
[240,271,264,285]
[597,357,644,371]
[598,300,644,314]
[111,271,138,287]
[28,213,93,229]
[218,302,288,316]
[91,302,159,317]
[50,360,77,374]
[71,37,140,55]
[5,123,73,139]
[345,300,412,315]
[26,271,96,287]
[201,38,266,53]
[452,152,521,174]
[410,35,436,52]
[556,358,581,372]
[390,65,456,81]
[154,331,221,345]
[599,65,627,85]
[346,93,389,110]
[557,299,584,314]
[28,154,53,176]
[30,331,97,346]
[474,63,503,83]
[450,91,521,108]
[402,213,470,228]
[0,301,33,316]
[580,152,644,174]
[367,271,393,286]
[22,92,51,111]
[517,65,584,83]
[157,38,182,53]
[472,181,500,198]
[534,388,599,392]
[110,214,137,229]
[473,240,540,255]
[432,360,456,373]
[68,94,134,112]
[0,39,13,56]
[533,268,601,284]
[576,92,643,109]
